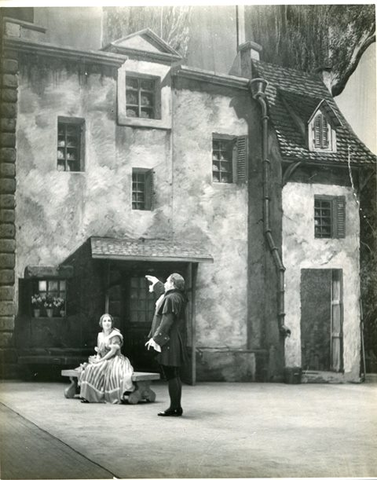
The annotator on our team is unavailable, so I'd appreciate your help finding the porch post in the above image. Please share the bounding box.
[186,262,198,385]
[104,261,110,313]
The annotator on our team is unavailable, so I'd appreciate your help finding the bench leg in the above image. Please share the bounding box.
[64,376,78,399]
[127,381,156,404]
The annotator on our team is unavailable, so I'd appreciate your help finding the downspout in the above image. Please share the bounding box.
[249,78,290,338]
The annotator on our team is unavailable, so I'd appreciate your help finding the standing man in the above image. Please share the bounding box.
[145,273,188,417]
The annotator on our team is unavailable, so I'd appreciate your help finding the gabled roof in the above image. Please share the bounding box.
[308,99,342,128]
[102,28,182,64]
[253,61,376,166]
[280,91,342,127]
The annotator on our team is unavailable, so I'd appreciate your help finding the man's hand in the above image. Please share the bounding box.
[145,275,159,293]
[145,275,159,284]
[145,338,161,352]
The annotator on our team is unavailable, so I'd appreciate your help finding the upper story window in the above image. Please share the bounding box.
[117,65,171,130]
[57,117,85,172]
[309,110,337,153]
[132,168,153,210]
[126,76,157,119]
[212,134,248,184]
[314,195,345,239]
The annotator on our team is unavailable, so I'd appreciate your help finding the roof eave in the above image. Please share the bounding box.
[92,253,213,263]
[282,156,376,168]
[4,37,127,67]
[172,65,250,90]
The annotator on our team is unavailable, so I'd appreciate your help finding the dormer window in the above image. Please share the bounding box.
[308,101,341,153]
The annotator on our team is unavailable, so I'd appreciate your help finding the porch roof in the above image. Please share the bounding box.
[90,237,213,263]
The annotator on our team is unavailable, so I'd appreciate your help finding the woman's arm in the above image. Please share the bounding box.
[93,337,121,363]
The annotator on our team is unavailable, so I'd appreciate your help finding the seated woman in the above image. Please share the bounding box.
[77,313,134,404]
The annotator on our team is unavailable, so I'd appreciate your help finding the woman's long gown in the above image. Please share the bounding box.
[78,328,134,403]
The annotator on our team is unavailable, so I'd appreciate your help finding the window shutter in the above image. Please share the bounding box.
[235,135,248,184]
[79,122,85,171]
[145,169,154,210]
[18,278,32,315]
[321,115,329,149]
[333,196,346,238]
[154,78,161,120]
[314,115,321,148]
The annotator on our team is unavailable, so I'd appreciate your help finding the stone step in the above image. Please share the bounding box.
[364,373,377,383]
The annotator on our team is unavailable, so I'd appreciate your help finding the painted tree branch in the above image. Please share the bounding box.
[332,33,376,96]
[245,4,376,98]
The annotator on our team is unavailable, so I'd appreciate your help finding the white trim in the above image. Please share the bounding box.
[117,63,172,130]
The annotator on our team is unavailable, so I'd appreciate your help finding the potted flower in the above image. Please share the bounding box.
[31,294,43,317]
[53,296,65,317]
[44,294,54,318]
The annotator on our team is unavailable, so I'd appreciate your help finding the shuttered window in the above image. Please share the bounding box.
[132,169,153,210]
[313,113,330,150]
[212,135,248,184]
[314,196,345,239]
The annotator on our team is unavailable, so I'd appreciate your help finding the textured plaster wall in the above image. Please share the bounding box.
[283,182,361,378]
[15,59,172,284]
[172,85,249,350]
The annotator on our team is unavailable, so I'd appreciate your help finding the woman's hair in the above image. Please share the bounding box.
[99,313,114,328]
[169,273,185,291]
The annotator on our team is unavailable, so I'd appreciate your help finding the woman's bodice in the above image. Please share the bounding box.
[97,330,122,357]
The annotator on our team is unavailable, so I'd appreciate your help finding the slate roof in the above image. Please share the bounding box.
[90,237,213,263]
[253,60,376,166]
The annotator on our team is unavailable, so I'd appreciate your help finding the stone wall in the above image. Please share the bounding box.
[0,30,18,377]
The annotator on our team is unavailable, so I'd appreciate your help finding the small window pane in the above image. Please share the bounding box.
[49,280,58,292]
[126,77,138,89]
[39,281,47,292]
[141,79,154,91]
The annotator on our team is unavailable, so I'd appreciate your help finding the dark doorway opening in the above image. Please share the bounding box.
[106,261,190,374]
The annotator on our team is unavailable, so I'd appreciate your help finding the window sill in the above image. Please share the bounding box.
[118,116,171,130]
[309,147,336,153]
[212,182,240,187]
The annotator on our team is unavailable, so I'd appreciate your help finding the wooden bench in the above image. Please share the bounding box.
[61,369,160,404]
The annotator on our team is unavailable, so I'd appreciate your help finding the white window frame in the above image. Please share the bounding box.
[117,63,172,130]
[212,133,248,185]
[308,110,337,152]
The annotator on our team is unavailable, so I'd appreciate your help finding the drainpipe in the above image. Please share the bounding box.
[249,78,291,338]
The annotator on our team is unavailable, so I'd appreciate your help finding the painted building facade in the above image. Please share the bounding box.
[0,12,375,383]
